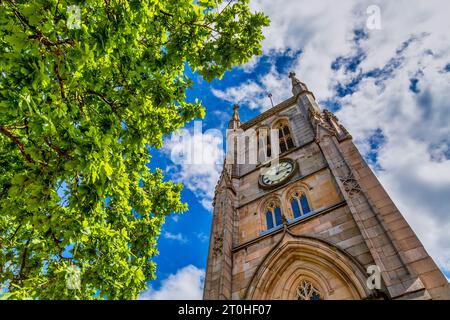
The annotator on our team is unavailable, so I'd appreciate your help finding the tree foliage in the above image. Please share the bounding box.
[0,0,269,299]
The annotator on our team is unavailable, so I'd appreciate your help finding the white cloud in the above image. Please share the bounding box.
[335,35,450,273]
[212,66,292,111]
[212,80,265,110]
[195,232,209,243]
[213,0,450,274]
[250,0,360,100]
[139,265,205,300]
[163,123,224,211]
[213,0,362,109]
[164,231,188,243]
[211,110,231,130]
[329,1,450,274]
[240,55,261,73]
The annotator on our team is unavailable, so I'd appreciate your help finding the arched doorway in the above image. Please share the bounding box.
[245,237,372,300]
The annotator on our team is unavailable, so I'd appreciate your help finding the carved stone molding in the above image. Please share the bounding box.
[213,233,223,257]
[308,108,337,141]
[308,107,323,124]
[338,172,362,197]
[338,124,352,140]
[321,109,352,142]
[323,109,338,123]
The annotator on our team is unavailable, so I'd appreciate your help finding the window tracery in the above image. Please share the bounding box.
[264,200,283,230]
[274,120,295,154]
[297,279,322,300]
[290,192,311,219]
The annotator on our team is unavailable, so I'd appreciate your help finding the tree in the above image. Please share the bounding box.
[0,0,269,299]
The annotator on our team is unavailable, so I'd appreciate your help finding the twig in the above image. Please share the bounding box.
[6,0,75,48]
[54,60,65,99]
[0,125,44,165]
[208,0,233,26]
[3,123,28,130]
[86,90,118,114]
[44,137,70,159]
[9,223,22,241]
[50,229,72,261]
[159,9,220,33]
[18,238,30,278]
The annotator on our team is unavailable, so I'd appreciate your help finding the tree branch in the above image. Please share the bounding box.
[86,90,118,113]
[0,125,44,165]
[9,223,22,242]
[6,0,74,48]
[159,9,220,33]
[54,60,65,99]
[50,229,72,261]
[209,0,233,26]
[18,238,30,279]
[3,123,28,130]
[44,137,70,159]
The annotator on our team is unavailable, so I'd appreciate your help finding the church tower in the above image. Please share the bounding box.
[203,72,450,300]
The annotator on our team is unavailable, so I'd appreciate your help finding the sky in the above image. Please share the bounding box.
[140,0,450,299]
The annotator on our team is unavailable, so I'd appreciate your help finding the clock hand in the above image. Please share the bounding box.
[277,168,289,175]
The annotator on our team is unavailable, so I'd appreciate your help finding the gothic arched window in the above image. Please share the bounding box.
[297,279,322,300]
[257,127,271,162]
[265,201,283,230]
[274,120,295,154]
[290,192,311,219]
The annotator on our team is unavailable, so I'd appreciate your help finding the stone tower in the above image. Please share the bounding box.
[203,72,450,300]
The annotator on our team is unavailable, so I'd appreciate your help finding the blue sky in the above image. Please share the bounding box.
[141,0,450,299]
[144,59,294,294]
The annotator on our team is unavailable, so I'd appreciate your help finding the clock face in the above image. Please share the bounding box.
[260,160,295,187]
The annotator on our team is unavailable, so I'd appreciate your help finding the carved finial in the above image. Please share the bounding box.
[228,104,241,129]
[289,71,301,85]
[232,104,240,120]
[289,70,308,95]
